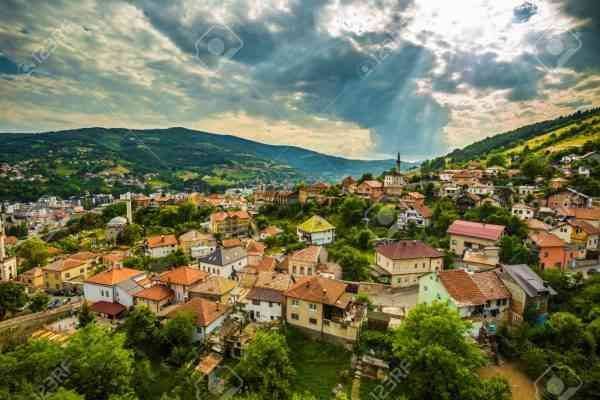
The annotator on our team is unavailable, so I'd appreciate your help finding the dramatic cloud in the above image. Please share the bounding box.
[0,0,598,159]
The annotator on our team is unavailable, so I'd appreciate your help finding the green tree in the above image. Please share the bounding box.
[487,153,506,167]
[520,156,548,180]
[118,224,143,246]
[64,324,135,400]
[47,388,85,400]
[15,238,49,269]
[0,282,27,319]
[28,291,50,312]
[499,236,532,264]
[121,305,160,358]
[235,330,296,399]
[429,199,459,237]
[339,196,367,228]
[160,311,197,365]
[392,302,510,400]
[77,301,95,328]
[336,246,370,281]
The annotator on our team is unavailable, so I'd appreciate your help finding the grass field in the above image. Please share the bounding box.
[285,327,353,399]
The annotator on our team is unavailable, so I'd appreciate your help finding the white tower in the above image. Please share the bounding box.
[126,195,133,224]
[0,216,5,260]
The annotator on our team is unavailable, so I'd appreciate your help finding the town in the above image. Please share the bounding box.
[1,142,600,400]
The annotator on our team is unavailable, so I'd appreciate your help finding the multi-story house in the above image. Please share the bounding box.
[553,220,600,251]
[341,176,357,194]
[189,276,237,304]
[157,266,209,303]
[284,276,367,346]
[397,202,432,228]
[145,235,178,258]
[374,240,443,287]
[497,264,556,325]
[245,272,294,322]
[467,183,494,196]
[447,220,505,255]
[43,252,100,292]
[84,266,149,310]
[179,230,216,257]
[0,218,17,282]
[209,210,251,238]
[297,215,336,245]
[166,298,231,342]
[285,245,328,277]
[356,180,384,200]
[198,245,248,278]
[418,269,511,336]
[527,231,576,271]
[511,203,535,220]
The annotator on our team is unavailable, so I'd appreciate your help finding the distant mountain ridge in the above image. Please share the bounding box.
[0,127,417,200]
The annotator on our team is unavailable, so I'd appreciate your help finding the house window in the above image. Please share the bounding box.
[309,318,317,325]
[291,313,299,320]
[252,300,260,306]
[309,303,317,311]
[268,302,273,308]
[291,299,299,307]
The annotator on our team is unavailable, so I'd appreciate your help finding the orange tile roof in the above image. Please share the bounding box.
[438,270,486,306]
[5,236,17,246]
[526,218,551,232]
[210,210,250,223]
[261,226,283,236]
[147,235,178,248]
[569,219,600,235]
[222,238,242,248]
[255,272,294,291]
[285,276,347,307]
[376,240,442,260]
[559,207,600,221]
[167,298,230,327]
[159,266,208,286]
[190,276,236,296]
[249,257,277,273]
[85,267,144,286]
[529,231,565,248]
[69,251,99,261]
[196,353,223,375]
[43,257,86,272]
[133,285,174,301]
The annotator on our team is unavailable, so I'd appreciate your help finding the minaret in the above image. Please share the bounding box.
[0,216,6,260]
[126,194,133,224]
[396,152,402,173]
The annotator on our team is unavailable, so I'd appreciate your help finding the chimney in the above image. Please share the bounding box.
[0,216,5,260]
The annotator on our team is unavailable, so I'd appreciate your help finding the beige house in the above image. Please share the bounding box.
[179,230,216,256]
[284,276,367,346]
[374,240,443,287]
[447,220,505,255]
[18,267,45,290]
[43,252,101,292]
[285,245,328,277]
[189,276,237,304]
[0,219,17,282]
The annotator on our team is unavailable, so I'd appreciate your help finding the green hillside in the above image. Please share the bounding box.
[426,108,600,169]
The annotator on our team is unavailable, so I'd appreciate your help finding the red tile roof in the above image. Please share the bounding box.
[376,240,442,260]
[222,238,243,248]
[210,210,250,222]
[471,271,510,300]
[556,207,600,221]
[447,220,505,241]
[90,301,126,316]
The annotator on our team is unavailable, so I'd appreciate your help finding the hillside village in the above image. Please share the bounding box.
[2,135,600,400]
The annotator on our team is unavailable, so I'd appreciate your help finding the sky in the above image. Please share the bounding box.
[0,0,599,161]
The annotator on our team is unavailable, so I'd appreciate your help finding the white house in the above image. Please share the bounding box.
[145,235,178,258]
[397,203,432,228]
[166,298,231,342]
[511,204,535,220]
[83,267,148,308]
[198,246,247,278]
[246,287,284,322]
[297,215,336,245]
[517,185,536,197]
[467,183,494,196]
